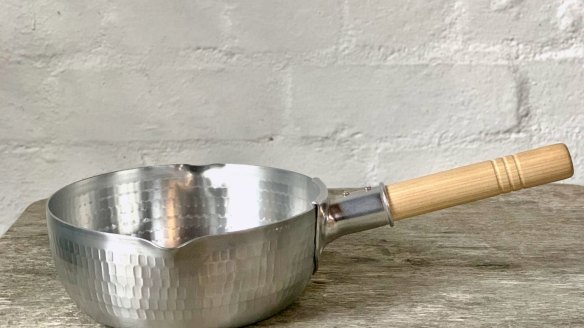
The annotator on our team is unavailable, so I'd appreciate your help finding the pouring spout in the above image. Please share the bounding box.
[322,183,393,245]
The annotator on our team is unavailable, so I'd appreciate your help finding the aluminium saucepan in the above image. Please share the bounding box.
[46,144,574,327]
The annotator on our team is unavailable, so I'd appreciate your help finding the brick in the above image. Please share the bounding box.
[0,1,28,54]
[0,1,103,56]
[45,67,283,141]
[103,0,225,53]
[289,65,518,139]
[0,63,56,140]
[527,62,584,128]
[0,143,145,193]
[0,0,225,58]
[346,0,452,50]
[226,0,340,53]
[467,0,580,45]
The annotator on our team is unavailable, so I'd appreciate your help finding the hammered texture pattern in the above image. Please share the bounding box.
[49,164,318,248]
[46,165,321,327]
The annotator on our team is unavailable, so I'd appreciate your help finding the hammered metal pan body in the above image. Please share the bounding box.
[47,164,324,328]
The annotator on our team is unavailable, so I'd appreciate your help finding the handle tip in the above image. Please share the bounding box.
[555,143,574,178]
[526,143,574,183]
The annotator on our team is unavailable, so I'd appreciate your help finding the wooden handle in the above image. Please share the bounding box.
[386,144,574,220]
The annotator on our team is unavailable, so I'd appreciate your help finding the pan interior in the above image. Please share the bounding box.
[47,164,322,248]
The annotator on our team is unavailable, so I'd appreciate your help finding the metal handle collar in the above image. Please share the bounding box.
[312,181,394,272]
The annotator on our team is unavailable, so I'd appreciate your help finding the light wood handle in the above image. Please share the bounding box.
[386,144,574,220]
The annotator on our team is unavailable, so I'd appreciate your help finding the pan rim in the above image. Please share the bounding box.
[46,163,328,250]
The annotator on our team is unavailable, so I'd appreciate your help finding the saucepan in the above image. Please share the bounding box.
[46,144,574,327]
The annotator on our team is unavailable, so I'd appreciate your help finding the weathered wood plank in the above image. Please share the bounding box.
[1,184,583,327]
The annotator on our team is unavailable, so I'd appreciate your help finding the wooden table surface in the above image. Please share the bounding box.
[1,184,584,327]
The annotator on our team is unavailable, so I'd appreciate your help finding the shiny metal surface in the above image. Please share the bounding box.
[46,164,393,327]
[324,183,392,243]
[314,184,393,270]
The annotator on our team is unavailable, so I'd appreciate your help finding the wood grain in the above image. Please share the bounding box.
[387,144,574,220]
[1,184,584,327]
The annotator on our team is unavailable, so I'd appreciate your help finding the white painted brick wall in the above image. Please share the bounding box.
[0,0,582,236]
[227,0,340,53]
[290,65,518,138]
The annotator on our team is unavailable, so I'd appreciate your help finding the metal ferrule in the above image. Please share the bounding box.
[313,181,394,271]
[324,183,393,244]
